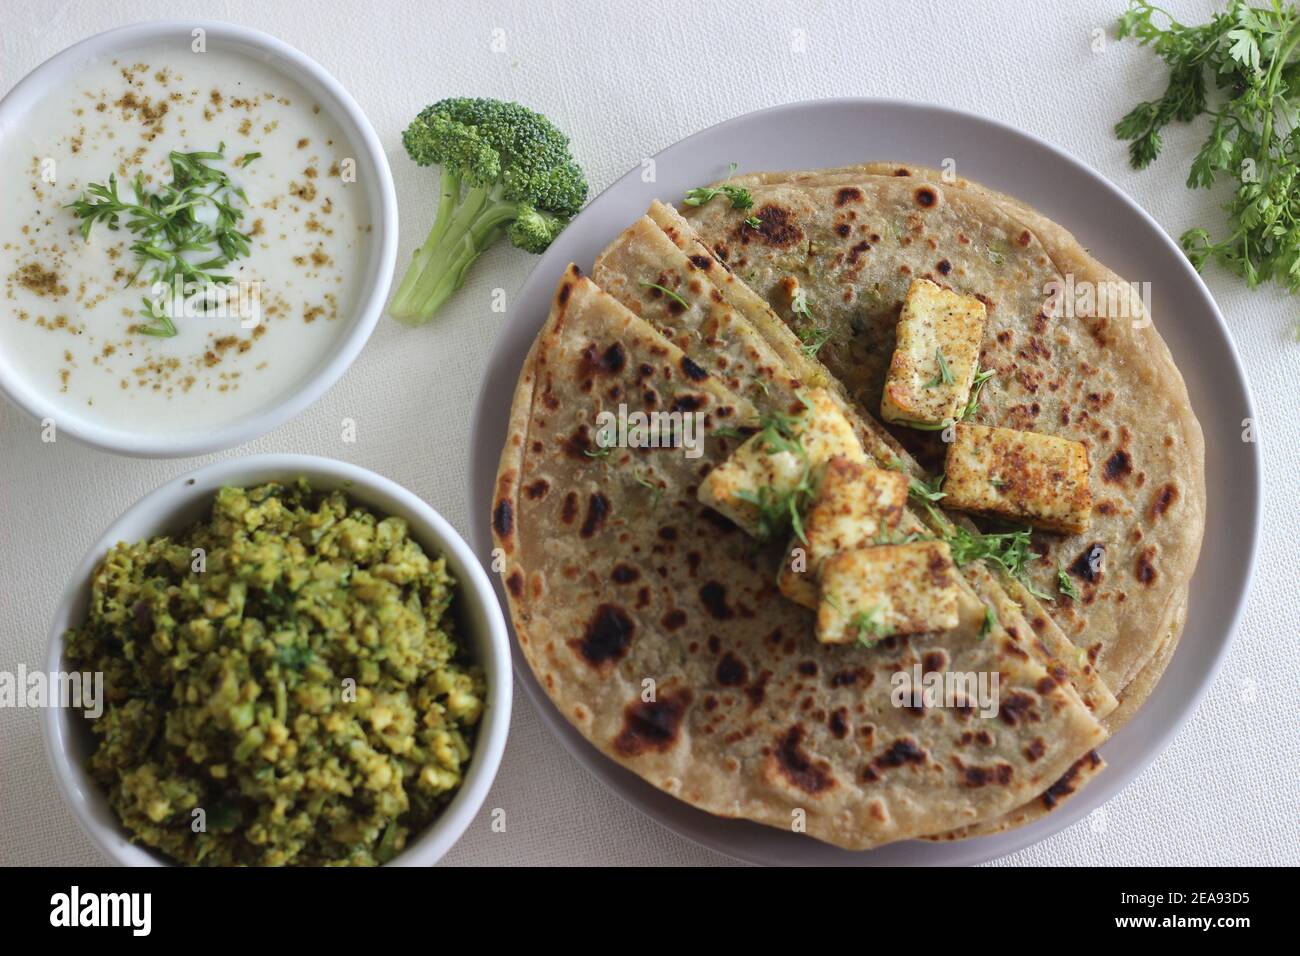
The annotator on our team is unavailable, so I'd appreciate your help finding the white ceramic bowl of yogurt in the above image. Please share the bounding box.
[0,22,397,457]
[42,454,512,866]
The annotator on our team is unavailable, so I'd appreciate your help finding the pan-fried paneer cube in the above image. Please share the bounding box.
[942,423,1092,533]
[777,458,910,609]
[816,541,960,644]
[880,278,988,428]
[698,388,865,540]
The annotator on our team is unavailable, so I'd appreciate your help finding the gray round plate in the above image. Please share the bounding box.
[467,99,1261,865]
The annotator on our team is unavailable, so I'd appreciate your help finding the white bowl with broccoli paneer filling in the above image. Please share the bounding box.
[41,454,510,866]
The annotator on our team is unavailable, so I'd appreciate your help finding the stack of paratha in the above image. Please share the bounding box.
[492,165,1204,849]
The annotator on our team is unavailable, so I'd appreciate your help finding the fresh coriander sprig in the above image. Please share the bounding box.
[1116,0,1300,295]
[734,394,817,544]
[792,295,832,357]
[961,367,996,420]
[136,296,177,338]
[684,162,755,212]
[908,472,947,524]
[893,367,996,431]
[67,145,256,337]
[945,524,1052,601]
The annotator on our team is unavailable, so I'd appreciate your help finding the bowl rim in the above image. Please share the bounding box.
[0,20,398,459]
[41,453,512,866]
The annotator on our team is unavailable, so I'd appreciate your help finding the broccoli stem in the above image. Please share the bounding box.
[390,169,462,313]
[390,181,524,324]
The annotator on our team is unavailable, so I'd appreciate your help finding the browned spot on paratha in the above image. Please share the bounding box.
[772,726,836,794]
[1041,750,1102,809]
[835,186,863,206]
[570,603,635,669]
[613,688,692,756]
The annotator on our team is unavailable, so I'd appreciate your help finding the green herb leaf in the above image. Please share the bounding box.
[733,393,817,544]
[683,162,755,212]
[1057,562,1082,601]
[924,348,955,388]
[634,470,663,510]
[639,280,689,310]
[136,296,178,338]
[792,295,832,357]
[67,145,253,335]
[945,524,1047,599]
[1116,0,1300,298]
[979,604,997,640]
[849,607,887,648]
[960,367,996,422]
[908,473,946,503]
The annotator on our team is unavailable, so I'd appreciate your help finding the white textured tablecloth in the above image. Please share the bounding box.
[2,0,1296,867]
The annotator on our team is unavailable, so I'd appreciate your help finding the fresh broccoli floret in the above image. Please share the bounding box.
[388,98,588,324]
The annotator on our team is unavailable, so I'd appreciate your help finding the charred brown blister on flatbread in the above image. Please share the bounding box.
[611,563,640,584]
[493,499,513,540]
[835,187,863,206]
[580,341,626,376]
[738,204,802,248]
[998,691,1039,727]
[579,492,610,538]
[963,763,1014,787]
[1041,750,1102,809]
[699,581,734,620]
[570,603,635,670]
[913,186,938,208]
[1103,448,1133,483]
[716,651,748,686]
[745,669,772,709]
[681,355,709,381]
[867,738,928,781]
[614,688,692,756]
[828,707,850,739]
[1150,482,1179,519]
[769,726,837,794]
[1135,546,1158,585]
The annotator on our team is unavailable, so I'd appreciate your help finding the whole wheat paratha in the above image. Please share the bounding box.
[591,204,1112,835]
[493,266,1105,849]
[682,169,1205,705]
